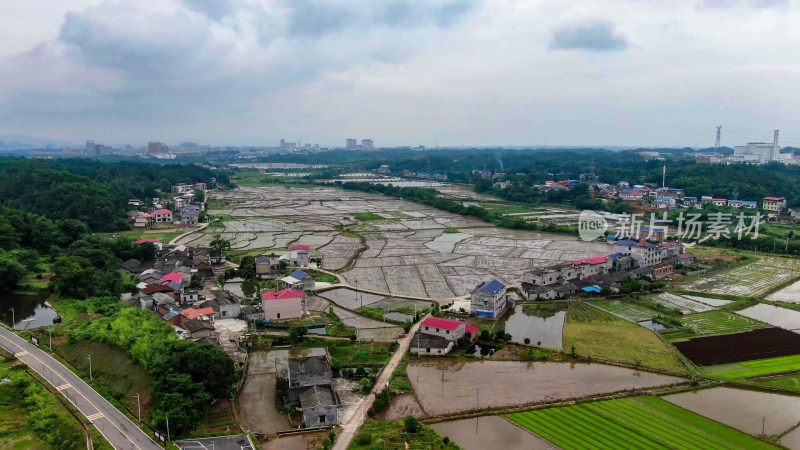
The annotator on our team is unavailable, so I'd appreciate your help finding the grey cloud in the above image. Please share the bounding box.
[436,0,478,28]
[182,0,234,21]
[288,0,354,37]
[699,0,788,8]
[550,21,628,52]
[375,0,479,28]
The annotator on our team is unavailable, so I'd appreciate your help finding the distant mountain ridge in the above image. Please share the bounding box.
[0,134,78,150]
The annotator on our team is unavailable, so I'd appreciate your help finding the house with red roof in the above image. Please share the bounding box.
[410,317,478,356]
[135,238,163,251]
[262,289,307,320]
[763,197,787,214]
[152,208,173,223]
[180,307,215,321]
[161,272,183,284]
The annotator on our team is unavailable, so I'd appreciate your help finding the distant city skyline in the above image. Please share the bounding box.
[2,1,800,147]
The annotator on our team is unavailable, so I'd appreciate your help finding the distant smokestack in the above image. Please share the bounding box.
[662,165,666,189]
[774,130,780,160]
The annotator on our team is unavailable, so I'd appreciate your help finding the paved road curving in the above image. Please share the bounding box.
[0,328,161,450]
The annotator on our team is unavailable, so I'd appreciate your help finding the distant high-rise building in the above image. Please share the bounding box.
[280,138,286,150]
[85,140,112,156]
[148,141,170,155]
[346,138,357,150]
[85,140,95,155]
[361,139,374,150]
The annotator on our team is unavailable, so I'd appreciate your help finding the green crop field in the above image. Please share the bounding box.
[352,212,385,221]
[564,302,685,372]
[664,311,769,342]
[755,373,800,390]
[589,300,661,323]
[701,354,800,379]
[506,396,776,450]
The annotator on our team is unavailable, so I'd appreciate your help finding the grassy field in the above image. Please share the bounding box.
[351,419,458,450]
[352,212,385,222]
[588,300,661,323]
[563,302,685,373]
[506,396,776,450]
[0,350,87,450]
[96,227,185,245]
[664,311,769,342]
[754,373,800,391]
[59,340,153,420]
[700,354,800,379]
[296,338,392,368]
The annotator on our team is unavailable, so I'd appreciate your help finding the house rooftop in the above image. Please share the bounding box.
[161,272,183,284]
[420,317,465,332]
[152,208,172,214]
[181,307,215,320]
[570,256,608,265]
[135,238,162,244]
[290,270,309,279]
[298,385,336,408]
[476,279,505,295]
[764,197,786,201]
[411,331,452,349]
[262,289,306,301]
[290,245,310,251]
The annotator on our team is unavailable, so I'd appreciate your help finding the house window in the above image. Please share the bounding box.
[426,348,431,353]
[446,330,450,334]
[222,311,227,317]
[319,415,326,423]
[277,313,281,319]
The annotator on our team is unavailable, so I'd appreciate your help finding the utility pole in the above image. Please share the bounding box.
[762,416,766,436]
[166,415,170,443]
[133,393,141,424]
[87,355,93,382]
[48,327,52,352]
[9,307,14,331]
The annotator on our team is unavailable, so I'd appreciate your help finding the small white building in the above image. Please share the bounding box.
[289,245,311,266]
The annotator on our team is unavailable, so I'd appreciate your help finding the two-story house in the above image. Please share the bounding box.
[470,279,508,319]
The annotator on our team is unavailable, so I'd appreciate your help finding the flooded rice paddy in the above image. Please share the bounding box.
[406,360,684,416]
[737,303,800,331]
[663,387,800,436]
[430,416,552,450]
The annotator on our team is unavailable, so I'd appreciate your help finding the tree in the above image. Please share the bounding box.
[133,242,157,261]
[194,189,205,204]
[210,234,231,255]
[404,415,422,433]
[0,258,25,293]
[239,255,256,280]
[288,326,307,341]
[51,256,95,298]
[360,377,372,395]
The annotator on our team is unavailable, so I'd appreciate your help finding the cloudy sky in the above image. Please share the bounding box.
[1,0,799,147]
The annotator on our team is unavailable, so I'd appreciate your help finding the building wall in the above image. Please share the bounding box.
[263,298,303,320]
[410,342,454,355]
[303,405,339,428]
[290,250,310,266]
[470,287,507,317]
[419,324,465,341]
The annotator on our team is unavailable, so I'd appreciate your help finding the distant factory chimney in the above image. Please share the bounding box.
[662,165,666,189]
[773,130,780,161]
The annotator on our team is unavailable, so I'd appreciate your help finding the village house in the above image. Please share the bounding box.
[126,211,153,228]
[152,208,173,223]
[652,197,677,209]
[711,198,728,207]
[763,197,787,215]
[134,238,163,251]
[727,200,758,209]
[570,256,611,279]
[286,348,339,427]
[470,279,508,318]
[613,239,665,268]
[281,270,315,291]
[262,289,307,320]
[184,318,215,339]
[633,226,667,242]
[410,317,478,356]
[171,183,194,194]
[194,182,207,191]
[178,206,200,225]
[255,255,278,278]
[202,290,241,319]
[651,263,674,279]
[677,253,695,265]
[288,245,311,266]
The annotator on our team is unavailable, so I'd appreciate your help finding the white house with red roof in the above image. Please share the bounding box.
[763,197,787,214]
[569,256,611,279]
[262,289,307,320]
[152,208,173,223]
[410,317,477,355]
[194,182,207,190]
[135,238,163,251]
[289,244,310,266]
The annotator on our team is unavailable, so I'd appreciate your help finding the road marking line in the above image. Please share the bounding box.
[0,332,150,450]
[87,412,105,421]
[14,350,28,357]
[56,383,72,391]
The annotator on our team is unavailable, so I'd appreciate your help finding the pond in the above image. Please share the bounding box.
[424,232,472,253]
[384,311,414,323]
[307,326,327,336]
[467,343,495,358]
[497,303,567,349]
[1,293,60,330]
[223,279,260,299]
[638,320,667,331]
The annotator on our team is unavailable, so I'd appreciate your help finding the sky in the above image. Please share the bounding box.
[1,0,800,148]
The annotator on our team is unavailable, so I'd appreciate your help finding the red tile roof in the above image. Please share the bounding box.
[135,238,162,244]
[261,289,306,300]
[290,245,310,251]
[420,317,465,331]
[764,197,786,201]
[464,324,478,339]
[140,284,174,295]
[161,273,183,284]
[181,307,214,320]
[152,208,172,214]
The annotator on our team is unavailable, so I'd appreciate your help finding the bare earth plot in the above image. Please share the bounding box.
[239,351,290,434]
[767,279,800,304]
[204,186,612,298]
[405,360,684,417]
[681,256,800,297]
